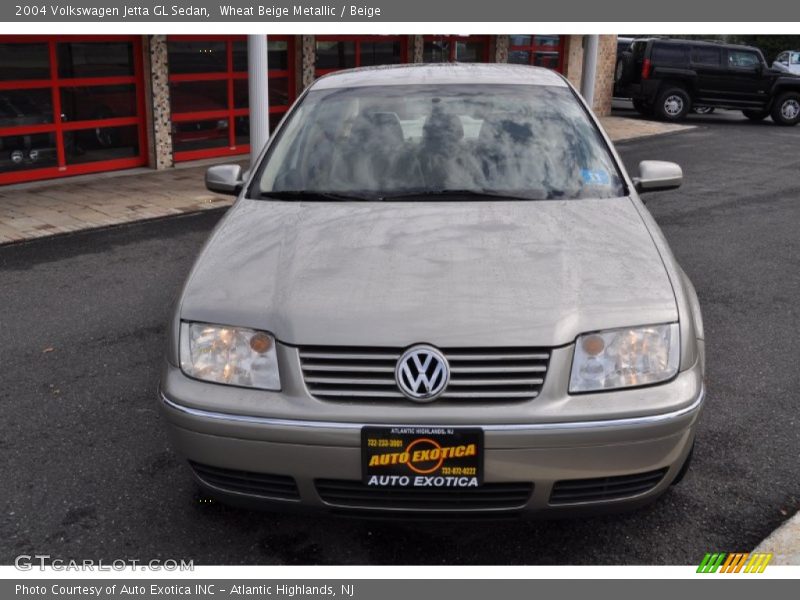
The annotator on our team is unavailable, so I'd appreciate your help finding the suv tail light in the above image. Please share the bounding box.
[642,58,652,80]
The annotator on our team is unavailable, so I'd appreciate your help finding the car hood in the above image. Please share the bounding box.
[179,197,677,347]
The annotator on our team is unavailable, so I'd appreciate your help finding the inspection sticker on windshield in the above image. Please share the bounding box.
[580,168,611,185]
[362,427,483,488]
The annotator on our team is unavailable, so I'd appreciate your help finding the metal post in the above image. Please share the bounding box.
[580,34,599,109]
[248,34,270,164]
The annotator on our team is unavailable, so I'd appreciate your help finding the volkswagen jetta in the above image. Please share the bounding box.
[159,63,705,517]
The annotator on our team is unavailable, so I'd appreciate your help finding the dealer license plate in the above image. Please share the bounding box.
[361,426,483,488]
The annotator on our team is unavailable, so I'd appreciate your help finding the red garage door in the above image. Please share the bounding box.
[167,35,296,162]
[314,35,408,76]
[508,35,566,72]
[423,36,491,63]
[0,35,148,185]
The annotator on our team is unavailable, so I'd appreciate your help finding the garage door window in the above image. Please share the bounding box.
[314,36,406,77]
[0,35,147,185]
[168,35,296,162]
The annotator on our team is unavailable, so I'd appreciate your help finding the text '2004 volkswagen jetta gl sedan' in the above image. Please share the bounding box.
[159,63,705,518]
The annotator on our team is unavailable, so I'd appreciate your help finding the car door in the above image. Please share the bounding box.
[722,48,770,107]
[690,45,725,103]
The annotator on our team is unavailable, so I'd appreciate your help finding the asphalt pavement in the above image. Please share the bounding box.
[1,110,798,565]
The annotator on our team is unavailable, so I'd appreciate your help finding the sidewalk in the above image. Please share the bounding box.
[0,160,242,245]
[753,511,800,565]
[0,116,694,246]
[601,116,694,142]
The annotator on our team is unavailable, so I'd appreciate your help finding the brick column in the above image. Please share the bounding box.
[146,35,173,170]
[563,35,584,90]
[494,35,509,63]
[411,35,424,63]
[561,35,616,116]
[592,35,617,116]
[301,35,316,88]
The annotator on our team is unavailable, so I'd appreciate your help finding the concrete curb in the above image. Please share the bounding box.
[753,511,800,565]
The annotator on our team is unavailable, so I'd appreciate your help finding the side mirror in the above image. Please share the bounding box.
[205,164,243,196]
[633,160,683,193]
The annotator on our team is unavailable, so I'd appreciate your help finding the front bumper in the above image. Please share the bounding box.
[159,358,705,517]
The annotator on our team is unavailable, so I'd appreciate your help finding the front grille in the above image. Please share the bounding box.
[316,479,533,511]
[549,468,668,505]
[298,346,550,403]
[190,462,300,500]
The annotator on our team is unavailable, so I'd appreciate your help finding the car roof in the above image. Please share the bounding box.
[311,62,568,90]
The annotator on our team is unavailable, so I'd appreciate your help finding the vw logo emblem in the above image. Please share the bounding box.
[395,345,450,402]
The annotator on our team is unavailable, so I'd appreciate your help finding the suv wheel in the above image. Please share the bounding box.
[771,92,800,126]
[742,108,769,121]
[693,106,714,115]
[655,87,691,121]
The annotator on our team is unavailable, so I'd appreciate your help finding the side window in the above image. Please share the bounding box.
[651,44,689,66]
[792,52,800,64]
[691,46,721,66]
[728,50,760,69]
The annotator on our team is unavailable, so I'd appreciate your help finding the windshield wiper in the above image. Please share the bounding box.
[378,189,549,201]
[257,190,379,202]
[258,189,553,202]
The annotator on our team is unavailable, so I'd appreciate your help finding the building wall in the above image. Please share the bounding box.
[0,34,615,182]
[562,34,617,116]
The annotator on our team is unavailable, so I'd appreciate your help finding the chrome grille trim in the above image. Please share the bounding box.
[298,346,550,403]
[450,365,546,373]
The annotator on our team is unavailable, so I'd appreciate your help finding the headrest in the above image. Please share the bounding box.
[423,109,464,146]
[349,111,404,146]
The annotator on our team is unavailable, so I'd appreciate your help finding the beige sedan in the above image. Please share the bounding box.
[159,63,705,517]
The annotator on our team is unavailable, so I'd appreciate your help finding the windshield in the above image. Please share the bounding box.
[254,83,625,201]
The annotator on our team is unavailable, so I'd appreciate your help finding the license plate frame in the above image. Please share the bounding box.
[361,426,484,488]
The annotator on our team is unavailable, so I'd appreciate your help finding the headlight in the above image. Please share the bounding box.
[179,322,280,390]
[569,323,679,393]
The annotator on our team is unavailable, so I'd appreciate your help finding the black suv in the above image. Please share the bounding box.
[615,38,800,125]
